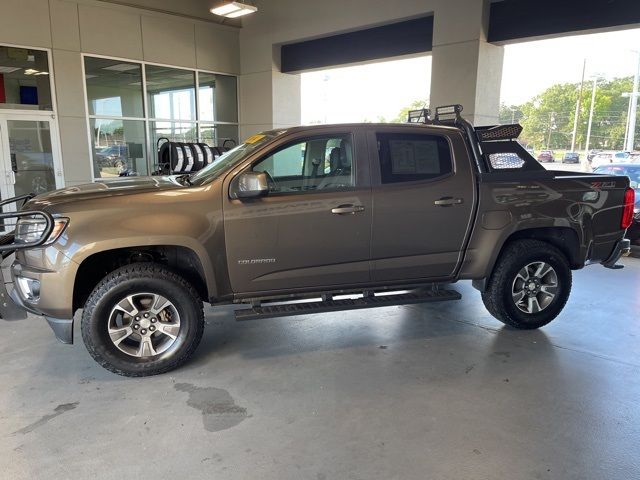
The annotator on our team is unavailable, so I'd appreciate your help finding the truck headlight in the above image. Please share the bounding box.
[15,217,69,245]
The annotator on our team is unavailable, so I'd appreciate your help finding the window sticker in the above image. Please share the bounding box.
[245,134,266,144]
[390,140,439,174]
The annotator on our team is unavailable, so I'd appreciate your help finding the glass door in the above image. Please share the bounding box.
[0,113,63,203]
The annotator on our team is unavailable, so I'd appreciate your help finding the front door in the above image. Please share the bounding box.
[368,128,476,281]
[223,129,372,294]
[0,113,63,204]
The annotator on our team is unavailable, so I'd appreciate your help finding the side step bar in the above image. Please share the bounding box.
[235,288,461,321]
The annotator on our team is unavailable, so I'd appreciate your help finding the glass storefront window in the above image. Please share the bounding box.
[146,65,196,121]
[200,123,239,150]
[198,72,238,123]
[0,47,52,110]
[90,118,147,178]
[83,55,239,179]
[84,57,144,118]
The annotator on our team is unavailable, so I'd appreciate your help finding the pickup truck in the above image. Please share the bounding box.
[0,105,633,376]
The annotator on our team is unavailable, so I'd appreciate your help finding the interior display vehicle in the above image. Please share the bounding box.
[0,105,633,376]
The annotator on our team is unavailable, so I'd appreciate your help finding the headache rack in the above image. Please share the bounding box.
[0,193,54,258]
[407,104,543,173]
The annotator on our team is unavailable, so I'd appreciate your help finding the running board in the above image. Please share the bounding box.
[235,289,461,321]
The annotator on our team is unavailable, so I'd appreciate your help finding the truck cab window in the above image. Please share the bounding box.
[252,134,354,193]
[376,133,452,184]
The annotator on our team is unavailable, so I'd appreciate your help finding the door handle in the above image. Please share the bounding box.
[331,204,365,215]
[434,197,463,206]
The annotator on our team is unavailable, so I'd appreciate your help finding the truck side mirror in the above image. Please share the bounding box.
[230,171,269,199]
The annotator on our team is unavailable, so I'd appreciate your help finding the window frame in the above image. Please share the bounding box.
[81,53,239,180]
[373,131,455,187]
[246,132,358,196]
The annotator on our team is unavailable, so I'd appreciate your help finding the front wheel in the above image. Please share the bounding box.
[481,239,572,329]
[81,263,204,376]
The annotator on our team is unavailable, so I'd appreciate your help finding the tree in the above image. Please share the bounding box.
[518,77,633,150]
[390,99,429,123]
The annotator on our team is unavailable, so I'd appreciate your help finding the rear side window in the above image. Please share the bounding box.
[376,133,452,184]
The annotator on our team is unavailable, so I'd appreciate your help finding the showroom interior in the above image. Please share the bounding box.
[1,0,640,479]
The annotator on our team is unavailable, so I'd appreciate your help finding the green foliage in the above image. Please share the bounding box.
[394,77,636,150]
[509,77,633,150]
[390,99,429,123]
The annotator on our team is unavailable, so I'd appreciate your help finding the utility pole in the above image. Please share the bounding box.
[585,78,598,154]
[547,112,555,149]
[624,93,633,149]
[625,51,640,151]
[571,59,586,153]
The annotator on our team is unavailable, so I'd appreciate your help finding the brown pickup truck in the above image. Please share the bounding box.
[0,105,634,376]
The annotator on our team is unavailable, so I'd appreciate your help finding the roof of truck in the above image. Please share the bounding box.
[258,122,462,137]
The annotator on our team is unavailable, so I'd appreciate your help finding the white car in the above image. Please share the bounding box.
[591,151,630,170]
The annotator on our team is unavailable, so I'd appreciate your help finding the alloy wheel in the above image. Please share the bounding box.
[107,292,181,357]
[511,261,558,314]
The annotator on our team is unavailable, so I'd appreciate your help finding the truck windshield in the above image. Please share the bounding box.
[189,132,281,185]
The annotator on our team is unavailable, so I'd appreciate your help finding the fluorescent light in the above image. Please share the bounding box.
[0,66,21,74]
[35,71,49,76]
[24,68,39,75]
[103,63,139,72]
[210,1,257,18]
[210,3,241,15]
[226,7,257,17]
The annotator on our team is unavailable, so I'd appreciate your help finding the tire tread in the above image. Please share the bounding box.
[81,263,204,377]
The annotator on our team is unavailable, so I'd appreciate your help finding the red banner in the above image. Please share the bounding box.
[0,74,5,103]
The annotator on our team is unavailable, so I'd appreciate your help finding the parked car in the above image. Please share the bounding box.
[591,151,631,170]
[537,150,555,163]
[593,163,640,245]
[562,152,580,164]
[587,149,602,162]
[1,105,633,376]
[96,145,128,172]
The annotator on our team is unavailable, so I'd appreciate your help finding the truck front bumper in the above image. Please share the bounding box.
[0,249,76,344]
[602,238,631,269]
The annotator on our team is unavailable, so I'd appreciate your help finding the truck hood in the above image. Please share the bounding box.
[26,176,185,209]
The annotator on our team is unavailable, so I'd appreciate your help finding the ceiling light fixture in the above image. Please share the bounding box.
[210,1,257,18]
[24,68,39,75]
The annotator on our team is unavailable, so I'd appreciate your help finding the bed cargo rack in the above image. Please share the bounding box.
[235,287,461,321]
[407,108,431,124]
[0,193,54,258]
[407,104,543,174]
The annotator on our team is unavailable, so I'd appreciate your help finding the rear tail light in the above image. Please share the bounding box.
[621,187,635,229]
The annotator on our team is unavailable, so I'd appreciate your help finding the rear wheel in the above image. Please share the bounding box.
[81,263,204,376]
[481,239,571,329]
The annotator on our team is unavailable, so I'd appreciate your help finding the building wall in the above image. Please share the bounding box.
[0,0,240,186]
[237,0,504,137]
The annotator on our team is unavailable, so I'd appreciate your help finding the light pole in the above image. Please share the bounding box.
[585,77,599,154]
[626,50,640,151]
[571,59,586,153]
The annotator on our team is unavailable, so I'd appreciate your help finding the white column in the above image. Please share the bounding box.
[239,13,301,139]
[430,0,504,126]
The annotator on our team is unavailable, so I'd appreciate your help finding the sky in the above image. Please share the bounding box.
[302,27,640,124]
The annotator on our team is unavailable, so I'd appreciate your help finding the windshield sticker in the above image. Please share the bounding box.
[245,134,266,144]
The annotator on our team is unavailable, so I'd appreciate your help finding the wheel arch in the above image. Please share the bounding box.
[473,226,582,292]
[72,244,214,314]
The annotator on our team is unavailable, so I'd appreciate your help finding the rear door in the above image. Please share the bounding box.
[223,127,372,294]
[367,127,476,281]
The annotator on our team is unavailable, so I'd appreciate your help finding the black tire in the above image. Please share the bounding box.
[481,239,572,329]
[81,263,204,377]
